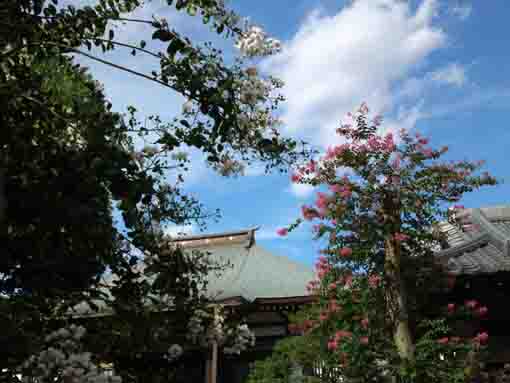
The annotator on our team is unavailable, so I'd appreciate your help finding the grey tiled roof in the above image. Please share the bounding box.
[436,206,510,275]
[68,229,314,317]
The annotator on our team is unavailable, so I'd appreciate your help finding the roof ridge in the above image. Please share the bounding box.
[170,227,260,242]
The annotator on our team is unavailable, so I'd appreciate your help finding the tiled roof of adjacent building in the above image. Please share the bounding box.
[435,206,510,275]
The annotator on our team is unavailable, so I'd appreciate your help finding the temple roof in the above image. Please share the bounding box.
[435,206,510,275]
[168,227,313,302]
[196,236,314,302]
[70,228,314,317]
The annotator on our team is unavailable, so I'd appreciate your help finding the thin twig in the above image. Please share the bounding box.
[69,47,177,92]
[84,38,162,59]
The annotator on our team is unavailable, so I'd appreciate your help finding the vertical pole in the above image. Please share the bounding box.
[205,305,219,383]
[205,348,211,383]
[211,338,218,383]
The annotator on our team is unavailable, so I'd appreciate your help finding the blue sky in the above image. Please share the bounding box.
[73,0,510,267]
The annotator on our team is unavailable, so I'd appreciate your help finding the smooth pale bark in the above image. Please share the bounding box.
[384,237,415,362]
[383,198,416,364]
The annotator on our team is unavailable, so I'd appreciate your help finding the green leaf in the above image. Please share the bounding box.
[152,29,175,42]
[186,4,197,16]
[167,39,185,57]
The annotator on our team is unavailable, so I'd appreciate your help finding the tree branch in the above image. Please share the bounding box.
[68,47,179,92]
[84,38,162,59]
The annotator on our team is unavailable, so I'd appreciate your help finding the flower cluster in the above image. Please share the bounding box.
[187,306,256,354]
[223,324,256,355]
[19,325,122,383]
[237,75,271,106]
[273,104,498,382]
[164,344,183,362]
[315,256,332,279]
[235,25,282,57]
[446,300,489,318]
[187,308,217,346]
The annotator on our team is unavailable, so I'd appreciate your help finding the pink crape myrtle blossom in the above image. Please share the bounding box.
[477,306,489,317]
[291,172,302,183]
[383,132,396,152]
[315,192,331,210]
[393,232,410,242]
[319,312,329,322]
[327,339,338,351]
[335,330,353,341]
[306,159,317,173]
[368,274,381,288]
[328,299,340,313]
[276,228,288,237]
[339,247,353,257]
[329,184,343,193]
[474,332,489,346]
[302,205,320,221]
[277,104,497,382]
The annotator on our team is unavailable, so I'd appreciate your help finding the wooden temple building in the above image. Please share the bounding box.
[170,228,315,383]
[434,206,510,381]
[70,228,315,383]
[68,205,510,382]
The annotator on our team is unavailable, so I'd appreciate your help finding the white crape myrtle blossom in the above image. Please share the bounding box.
[19,325,122,383]
[237,75,271,107]
[223,324,256,355]
[186,306,256,355]
[212,154,246,177]
[164,344,184,362]
[235,25,282,57]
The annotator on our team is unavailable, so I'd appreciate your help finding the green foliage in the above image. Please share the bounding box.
[0,0,312,381]
[246,336,322,383]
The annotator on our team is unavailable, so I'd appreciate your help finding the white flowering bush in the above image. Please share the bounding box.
[187,306,256,355]
[19,325,122,383]
[237,75,272,107]
[164,344,184,362]
[223,324,256,355]
[236,25,282,57]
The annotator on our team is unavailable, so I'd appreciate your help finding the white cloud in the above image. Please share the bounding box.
[430,63,466,87]
[288,183,315,199]
[449,3,472,21]
[261,0,446,149]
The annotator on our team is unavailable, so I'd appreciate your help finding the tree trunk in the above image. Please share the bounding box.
[385,237,415,362]
[383,198,415,364]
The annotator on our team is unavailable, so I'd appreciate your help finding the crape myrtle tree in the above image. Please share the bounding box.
[0,0,313,381]
[248,104,498,383]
